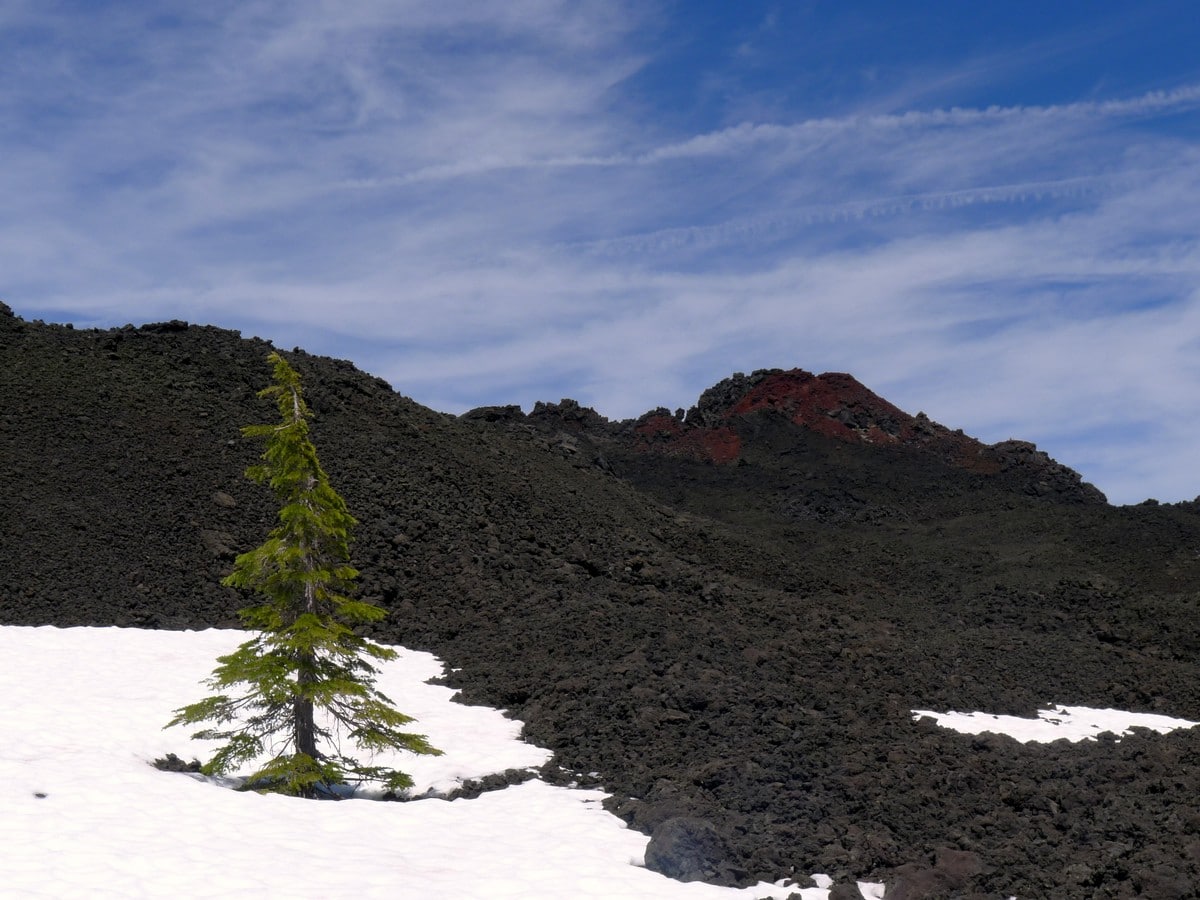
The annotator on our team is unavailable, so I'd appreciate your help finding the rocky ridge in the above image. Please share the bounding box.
[517,367,1105,505]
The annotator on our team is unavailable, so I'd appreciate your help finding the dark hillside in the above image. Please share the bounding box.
[3,303,1200,898]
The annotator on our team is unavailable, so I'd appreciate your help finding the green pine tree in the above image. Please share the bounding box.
[168,351,440,798]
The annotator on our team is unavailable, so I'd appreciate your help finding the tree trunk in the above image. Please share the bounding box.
[295,538,320,765]
[294,689,318,758]
[294,656,319,798]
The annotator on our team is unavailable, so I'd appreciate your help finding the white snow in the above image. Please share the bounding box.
[0,625,851,899]
[912,705,1200,743]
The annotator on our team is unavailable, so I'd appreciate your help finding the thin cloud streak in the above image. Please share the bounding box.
[636,84,1200,162]
[327,83,1200,190]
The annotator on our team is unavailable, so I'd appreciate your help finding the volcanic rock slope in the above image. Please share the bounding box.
[3,303,1200,898]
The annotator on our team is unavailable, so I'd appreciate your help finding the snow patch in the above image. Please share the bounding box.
[912,705,1199,743]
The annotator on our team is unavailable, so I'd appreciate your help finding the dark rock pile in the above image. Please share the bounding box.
[3,305,1200,898]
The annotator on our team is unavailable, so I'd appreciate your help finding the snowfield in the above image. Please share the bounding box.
[0,627,842,899]
[2,626,1196,899]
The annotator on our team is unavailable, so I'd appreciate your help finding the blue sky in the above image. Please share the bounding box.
[4,1,1200,505]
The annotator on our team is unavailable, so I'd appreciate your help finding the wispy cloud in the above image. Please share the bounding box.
[637,84,1200,161]
[3,4,1200,503]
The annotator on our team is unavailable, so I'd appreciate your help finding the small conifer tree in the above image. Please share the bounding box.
[168,351,439,798]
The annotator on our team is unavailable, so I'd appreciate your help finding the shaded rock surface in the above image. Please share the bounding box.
[3,310,1200,898]
[644,817,736,883]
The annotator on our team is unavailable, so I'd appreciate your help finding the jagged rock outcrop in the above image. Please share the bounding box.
[513,368,1105,506]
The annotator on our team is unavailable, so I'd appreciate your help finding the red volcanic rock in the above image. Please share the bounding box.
[632,411,742,464]
[648,368,980,460]
[621,368,1103,503]
[728,370,915,444]
[516,367,1105,504]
